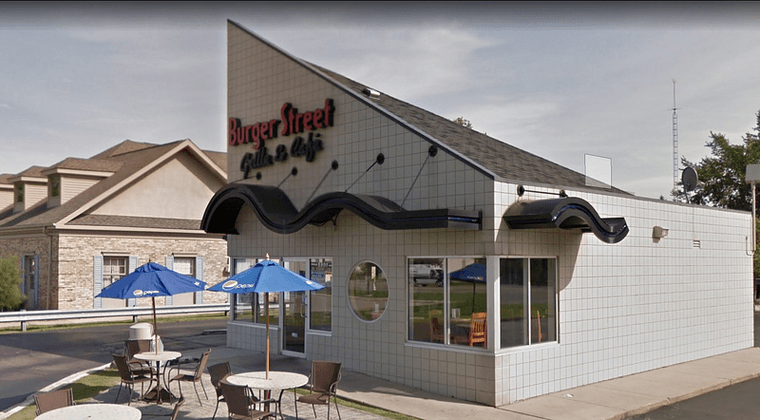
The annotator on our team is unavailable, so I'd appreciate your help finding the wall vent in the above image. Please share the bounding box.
[362,87,380,99]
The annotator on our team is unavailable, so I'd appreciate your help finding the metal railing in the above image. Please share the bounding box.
[0,303,230,331]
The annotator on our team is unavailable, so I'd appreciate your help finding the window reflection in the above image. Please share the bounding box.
[309,258,332,331]
[500,257,556,349]
[407,257,487,348]
[408,258,445,343]
[230,257,279,325]
[348,262,388,321]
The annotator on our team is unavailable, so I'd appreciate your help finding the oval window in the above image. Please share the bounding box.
[348,261,388,322]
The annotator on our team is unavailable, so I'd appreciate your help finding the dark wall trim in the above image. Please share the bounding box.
[503,197,629,244]
[202,183,482,235]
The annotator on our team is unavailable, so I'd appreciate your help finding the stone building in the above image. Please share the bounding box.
[0,139,229,310]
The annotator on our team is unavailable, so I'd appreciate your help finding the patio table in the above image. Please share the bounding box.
[134,350,182,404]
[226,371,308,419]
[34,403,141,420]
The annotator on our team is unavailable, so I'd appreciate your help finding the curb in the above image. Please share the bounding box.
[0,363,111,420]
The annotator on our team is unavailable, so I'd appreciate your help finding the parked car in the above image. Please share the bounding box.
[409,265,443,287]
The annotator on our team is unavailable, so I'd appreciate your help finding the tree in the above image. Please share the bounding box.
[0,256,23,311]
[453,117,473,129]
[677,110,760,290]
[676,110,760,211]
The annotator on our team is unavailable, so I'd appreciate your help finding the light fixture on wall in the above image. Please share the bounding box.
[653,226,669,239]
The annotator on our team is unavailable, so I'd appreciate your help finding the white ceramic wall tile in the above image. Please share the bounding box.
[226,23,754,408]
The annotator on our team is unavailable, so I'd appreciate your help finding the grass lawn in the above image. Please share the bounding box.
[7,369,120,420]
[0,313,228,334]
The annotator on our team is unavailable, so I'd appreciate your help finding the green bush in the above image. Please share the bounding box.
[0,256,24,311]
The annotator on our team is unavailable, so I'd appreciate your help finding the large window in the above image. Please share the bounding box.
[232,257,255,322]
[500,258,557,348]
[21,255,38,309]
[102,256,128,308]
[309,258,332,331]
[172,257,196,306]
[231,257,331,331]
[231,257,280,325]
[407,257,487,347]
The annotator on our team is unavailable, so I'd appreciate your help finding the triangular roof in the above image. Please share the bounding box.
[0,139,227,231]
[317,65,631,195]
[229,20,629,197]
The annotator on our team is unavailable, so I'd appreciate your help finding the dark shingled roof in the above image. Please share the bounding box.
[68,214,202,230]
[311,64,631,196]
[47,157,121,173]
[0,139,226,230]
[12,165,47,179]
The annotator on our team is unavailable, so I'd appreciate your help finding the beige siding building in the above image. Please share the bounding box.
[0,139,229,310]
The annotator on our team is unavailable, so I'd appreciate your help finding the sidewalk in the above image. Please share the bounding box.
[15,345,760,420]
[157,345,760,420]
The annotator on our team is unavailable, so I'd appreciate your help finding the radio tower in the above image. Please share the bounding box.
[672,79,679,189]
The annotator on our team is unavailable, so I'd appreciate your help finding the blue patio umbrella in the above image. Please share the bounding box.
[448,263,486,282]
[208,258,324,377]
[96,262,207,352]
[449,263,486,312]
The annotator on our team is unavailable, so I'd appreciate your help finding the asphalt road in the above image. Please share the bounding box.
[3,313,760,418]
[0,318,227,413]
[624,311,760,420]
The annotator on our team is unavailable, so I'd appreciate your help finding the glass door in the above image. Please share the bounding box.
[282,260,308,355]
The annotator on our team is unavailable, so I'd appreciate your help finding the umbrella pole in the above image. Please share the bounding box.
[152,296,159,354]
[265,292,270,379]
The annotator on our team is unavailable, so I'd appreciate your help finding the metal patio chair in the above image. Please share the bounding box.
[168,348,212,405]
[34,387,75,415]
[219,381,271,420]
[295,361,342,420]
[112,352,154,405]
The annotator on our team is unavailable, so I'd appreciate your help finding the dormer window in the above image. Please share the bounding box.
[49,175,60,198]
[15,184,24,203]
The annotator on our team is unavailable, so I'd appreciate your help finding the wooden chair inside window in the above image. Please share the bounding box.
[468,312,487,347]
[430,316,444,343]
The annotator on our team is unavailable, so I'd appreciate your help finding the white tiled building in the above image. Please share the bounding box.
[202,21,753,406]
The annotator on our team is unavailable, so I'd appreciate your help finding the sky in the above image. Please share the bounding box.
[2,2,760,200]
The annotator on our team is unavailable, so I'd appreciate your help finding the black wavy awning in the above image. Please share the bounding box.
[201,183,482,235]
[503,197,629,244]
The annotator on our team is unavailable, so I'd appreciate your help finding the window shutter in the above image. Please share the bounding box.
[33,255,39,307]
[127,256,139,307]
[19,256,26,296]
[195,256,204,304]
[165,256,174,306]
[93,256,103,309]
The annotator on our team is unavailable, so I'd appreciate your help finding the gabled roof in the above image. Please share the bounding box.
[8,165,47,182]
[228,21,628,196]
[314,64,631,196]
[43,157,121,174]
[0,139,227,231]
